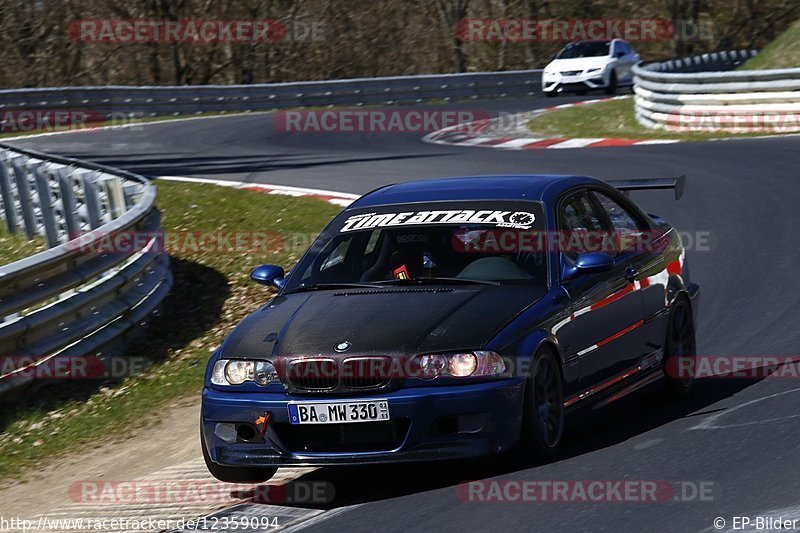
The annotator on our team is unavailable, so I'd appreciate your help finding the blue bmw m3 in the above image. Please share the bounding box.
[201,174,700,482]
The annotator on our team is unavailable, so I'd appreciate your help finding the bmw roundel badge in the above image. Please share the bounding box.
[335,341,352,352]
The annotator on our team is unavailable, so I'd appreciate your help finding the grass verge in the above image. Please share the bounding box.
[0,230,46,265]
[0,181,341,479]
[527,97,770,141]
[740,19,800,70]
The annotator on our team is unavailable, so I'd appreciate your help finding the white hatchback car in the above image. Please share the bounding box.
[542,39,640,97]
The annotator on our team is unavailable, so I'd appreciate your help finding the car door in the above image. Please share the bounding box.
[555,189,647,392]
[589,188,659,369]
[590,188,672,364]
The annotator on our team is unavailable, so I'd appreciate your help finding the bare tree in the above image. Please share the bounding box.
[0,0,796,88]
[434,0,470,72]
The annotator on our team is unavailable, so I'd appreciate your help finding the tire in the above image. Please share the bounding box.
[662,296,697,398]
[201,425,278,483]
[545,91,557,98]
[604,71,617,95]
[521,347,565,456]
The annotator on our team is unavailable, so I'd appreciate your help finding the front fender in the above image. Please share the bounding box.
[487,288,579,401]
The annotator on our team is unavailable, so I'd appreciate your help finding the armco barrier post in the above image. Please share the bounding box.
[0,157,18,233]
[11,159,38,239]
[80,171,104,229]
[33,164,60,247]
[57,167,80,240]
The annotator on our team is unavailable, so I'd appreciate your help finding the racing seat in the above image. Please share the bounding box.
[360,233,430,281]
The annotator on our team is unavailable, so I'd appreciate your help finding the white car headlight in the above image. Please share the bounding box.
[211,359,277,386]
[585,67,602,74]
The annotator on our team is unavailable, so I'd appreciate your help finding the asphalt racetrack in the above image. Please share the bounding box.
[11,95,800,532]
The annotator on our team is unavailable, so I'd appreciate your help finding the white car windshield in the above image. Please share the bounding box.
[556,41,611,59]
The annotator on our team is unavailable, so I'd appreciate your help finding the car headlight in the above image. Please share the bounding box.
[417,353,448,379]
[585,67,602,74]
[448,353,477,377]
[211,359,277,386]
[254,360,278,385]
[413,351,505,379]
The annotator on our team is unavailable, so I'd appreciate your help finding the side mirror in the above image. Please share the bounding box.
[562,252,615,282]
[250,264,285,288]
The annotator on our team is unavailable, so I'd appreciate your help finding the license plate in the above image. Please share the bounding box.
[288,400,390,425]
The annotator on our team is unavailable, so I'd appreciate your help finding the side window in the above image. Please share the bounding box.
[591,191,646,254]
[559,191,605,261]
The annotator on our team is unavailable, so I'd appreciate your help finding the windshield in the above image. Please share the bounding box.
[283,201,548,291]
[556,41,611,59]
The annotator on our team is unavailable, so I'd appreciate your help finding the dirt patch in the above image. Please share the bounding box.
[0,399,201,521]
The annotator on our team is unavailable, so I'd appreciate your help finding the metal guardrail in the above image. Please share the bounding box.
[0,142,172,397]
[0,70,544,119]
[633,50,800,132]
[637,49,758,75]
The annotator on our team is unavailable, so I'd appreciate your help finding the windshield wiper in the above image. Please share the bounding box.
[284,282,377,294]
[372,277,500,287]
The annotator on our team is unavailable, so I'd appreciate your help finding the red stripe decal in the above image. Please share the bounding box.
[590,284,634,312]
[596,320,645,349]
[563,366,641,407]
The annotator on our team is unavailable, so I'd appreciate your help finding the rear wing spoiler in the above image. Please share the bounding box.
[607,175,686,201]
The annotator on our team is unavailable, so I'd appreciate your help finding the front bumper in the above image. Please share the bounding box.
[201,378,525,467]
[542,72,607,93]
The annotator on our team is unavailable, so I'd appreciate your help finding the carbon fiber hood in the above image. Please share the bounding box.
[222,285,546,358]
